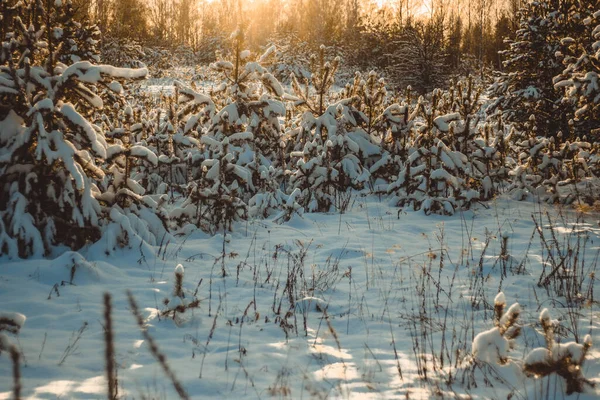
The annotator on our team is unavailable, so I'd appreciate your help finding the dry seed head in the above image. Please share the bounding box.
[499,303,520,335]
[174,264,184,298]
[494,292,506,305]
[494,292,506,326]
[539,308,555,349]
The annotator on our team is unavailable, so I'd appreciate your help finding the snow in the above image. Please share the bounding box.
[524,347,552,366]
[540,308,551,323]
[0,312,26,332]
[59,103,107,159]
[472,327,509,364]
[494,292,506,306]
[240,50,251,60]
[1,198,599,399]
[130,145,159,167]
[433,112,461,132]
[108,81,123,94]
[0,110,24,145]
[60,62,147,85]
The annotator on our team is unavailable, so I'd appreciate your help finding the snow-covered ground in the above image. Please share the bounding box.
[1,197,599,399]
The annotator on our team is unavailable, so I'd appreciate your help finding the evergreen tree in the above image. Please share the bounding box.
[387,19,448,94]
[489,0,599,139]
[554,9,600,137]
[111,0,148,41]
[0,0,148,257]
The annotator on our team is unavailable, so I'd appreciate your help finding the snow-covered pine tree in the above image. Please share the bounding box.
[288,139,340,212]
[287,100,372,212]
[98,135,171,253]
[388,89,482,215]
[172,28,289,230]
[180,130,253,233]
[263,33,312,85]
[489,0,564,137]
[386,20,448,94]
[54,1,101,65]
[504,113,596,204]
[0,0,147,257]
[286,48,381,212]
[441,78,505,200]
[554,8,600,137]
[489,0,598,139]
[369,87,417,186]
[290,45,339,118]
[287,45,341,155]
[505,115,550,200]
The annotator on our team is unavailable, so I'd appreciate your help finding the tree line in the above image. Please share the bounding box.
[63,0,522,91]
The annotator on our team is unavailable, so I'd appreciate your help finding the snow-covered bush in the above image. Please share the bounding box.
[523,309,595,395]
[472,293,596,395]
[471,292,524,389]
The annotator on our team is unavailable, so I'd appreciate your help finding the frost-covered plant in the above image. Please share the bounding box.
[523,308,595,394]
[161,264,201,324]
[0,312,26,355]
[0,0,148,257]
[173,263,185,298]
[472,292,521,366]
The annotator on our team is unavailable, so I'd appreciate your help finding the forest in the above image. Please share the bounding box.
[0,0,599,399]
